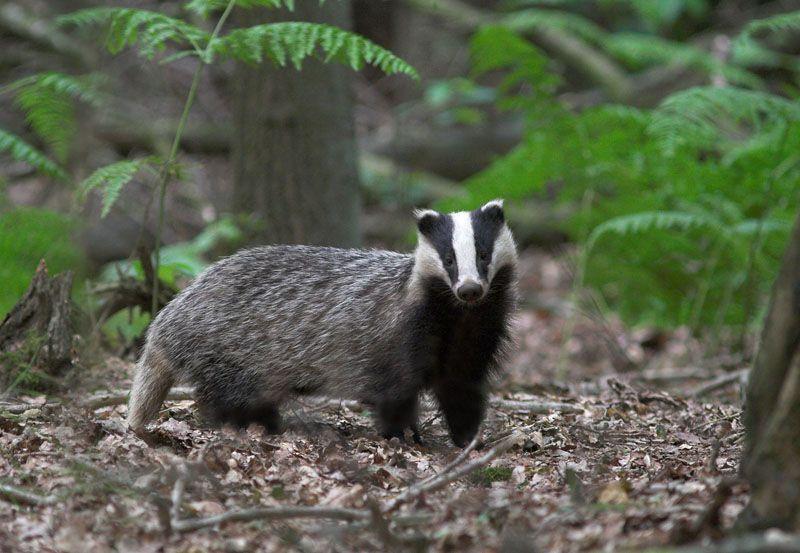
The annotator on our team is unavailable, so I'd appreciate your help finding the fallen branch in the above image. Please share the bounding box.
[172,505,369,533]
[689,369,749,398]
[0,483,57,506]
[493,399,583,414]
[638,367,711,383]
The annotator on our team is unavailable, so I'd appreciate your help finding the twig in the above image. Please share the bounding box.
[638,368,710,383]
[171,506,369,532]
[382,429,523,514]
[0,483,57,506]
[492,399,583,414]
[689,369,749,398]
[151,0,237,314]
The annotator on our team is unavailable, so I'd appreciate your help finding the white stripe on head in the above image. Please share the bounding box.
[451,211,480,287]
[490,226,518,281]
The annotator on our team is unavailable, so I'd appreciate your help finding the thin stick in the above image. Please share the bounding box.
[0,483,57,506]
[172,506,369,532]
[492,399,583,414]
[151,0,237,314]
[689,369,748,398]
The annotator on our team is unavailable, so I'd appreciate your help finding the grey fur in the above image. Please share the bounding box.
[127,204,518,444]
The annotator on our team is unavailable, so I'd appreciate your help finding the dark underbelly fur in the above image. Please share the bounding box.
[202,266,515,446]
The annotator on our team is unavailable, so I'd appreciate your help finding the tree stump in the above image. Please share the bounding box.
[0,260,74,375]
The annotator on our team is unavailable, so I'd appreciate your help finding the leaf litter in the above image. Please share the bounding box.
[0,251,748,552]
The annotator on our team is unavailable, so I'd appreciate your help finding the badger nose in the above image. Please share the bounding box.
[457,282,484,303]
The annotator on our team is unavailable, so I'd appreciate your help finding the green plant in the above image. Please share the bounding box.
[0,72,99,181]
[444,13,800,332]
[59,0,417,314]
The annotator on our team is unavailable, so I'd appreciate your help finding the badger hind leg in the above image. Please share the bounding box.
[196,375,283,434]
[127,345,175,432]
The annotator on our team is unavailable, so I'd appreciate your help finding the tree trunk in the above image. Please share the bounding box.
[740,210,800,530]
[231,1,361,247]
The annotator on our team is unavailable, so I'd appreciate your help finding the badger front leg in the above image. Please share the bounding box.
[433,380,486,447]
[377,395,420,443]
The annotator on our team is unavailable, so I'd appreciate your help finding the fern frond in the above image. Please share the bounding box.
[58,8,209,59]
[739,10,800,40]
[213,22,418,78]
[585,211,728,254]
[501,9,607,44]
[0,129,68,181]
[604,33,761,88]
[648,86,800,152]
[4,73,101,163]
[733,219,792,236]
[78,158,158,217]
[185,0,295,18]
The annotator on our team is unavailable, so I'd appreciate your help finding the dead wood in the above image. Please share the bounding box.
[90,246,176,324]
[689,369,749,398]
[0,260,74,375]
[0,483,57,506]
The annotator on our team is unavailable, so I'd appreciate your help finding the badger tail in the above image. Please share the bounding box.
[127,344,175,431]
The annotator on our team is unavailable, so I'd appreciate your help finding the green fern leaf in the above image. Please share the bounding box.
[4,73,101,163]
[78,158,158,217]
[0,129,68,181]
[58,8,209,59]
[585,211,728,254]
[185,0,295,18]
[214,22,418,78]
[648,86,800,153]
[739,10,800,39]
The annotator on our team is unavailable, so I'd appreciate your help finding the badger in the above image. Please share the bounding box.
[127,199,518,446]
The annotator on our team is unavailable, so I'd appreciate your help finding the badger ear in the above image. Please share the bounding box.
[480,199,505,223]
[413,208,440,234]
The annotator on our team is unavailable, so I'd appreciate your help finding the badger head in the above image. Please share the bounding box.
[411,199,517,304]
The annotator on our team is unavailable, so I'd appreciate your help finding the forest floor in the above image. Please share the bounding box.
[0,251,749,552]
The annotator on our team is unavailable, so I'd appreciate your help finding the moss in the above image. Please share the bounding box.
[472,466,514,486]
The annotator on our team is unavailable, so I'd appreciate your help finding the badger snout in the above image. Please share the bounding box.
[456,281,485,303]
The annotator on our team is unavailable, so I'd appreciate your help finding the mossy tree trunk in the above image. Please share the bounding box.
[231,1,361,247]
[740,210,800,529]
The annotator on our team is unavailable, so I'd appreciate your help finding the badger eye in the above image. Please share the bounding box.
[479,251,488,261]
[444,255,454,267]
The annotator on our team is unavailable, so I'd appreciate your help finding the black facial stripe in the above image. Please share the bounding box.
[470,208,504,280]
[418,213,457,283]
